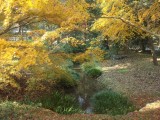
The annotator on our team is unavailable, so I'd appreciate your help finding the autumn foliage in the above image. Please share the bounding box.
[0,0,160,117]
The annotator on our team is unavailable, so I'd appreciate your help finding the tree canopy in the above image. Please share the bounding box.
[0,0,89,35]
[92,0,160,41]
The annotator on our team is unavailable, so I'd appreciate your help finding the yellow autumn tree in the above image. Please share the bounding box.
[0,0,90,98]
[0,38,77,98]
[92,0,160,65]
[0,0,89,35]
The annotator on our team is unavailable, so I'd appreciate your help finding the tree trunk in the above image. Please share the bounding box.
[123,41,129,54]
[140,40,146,53]
[148,38,158,66]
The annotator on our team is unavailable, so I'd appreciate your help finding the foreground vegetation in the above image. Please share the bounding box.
[0,53,160,119]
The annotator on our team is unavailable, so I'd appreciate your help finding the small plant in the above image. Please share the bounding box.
[91,89,135,115]
[37,92,82,114]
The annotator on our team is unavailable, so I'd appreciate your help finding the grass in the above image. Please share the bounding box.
[117,68,129,73]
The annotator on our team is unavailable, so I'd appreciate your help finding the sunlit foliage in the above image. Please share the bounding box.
[0,0,89,35]
[92,0,160,42]
[0,39,77,99]
[73,47,105,63]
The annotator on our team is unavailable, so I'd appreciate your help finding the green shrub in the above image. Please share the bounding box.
[91,90,135,115]
[37,92,82,114]
[55,74,77,89]
[81,62,96,73]
[87,68,102,78]
[81,62,102,78]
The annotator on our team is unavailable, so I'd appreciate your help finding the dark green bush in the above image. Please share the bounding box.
[91,90,135,115]
[81,62,102,78]
[87,68,102,78]
[56,75,77,89]
[37,92,82,114]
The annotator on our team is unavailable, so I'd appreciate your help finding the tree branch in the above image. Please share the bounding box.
[100,16,160,37]
[0,16,37,36]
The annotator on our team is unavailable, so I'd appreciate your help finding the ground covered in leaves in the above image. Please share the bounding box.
[2,53,160,120]
[99,53,160,109]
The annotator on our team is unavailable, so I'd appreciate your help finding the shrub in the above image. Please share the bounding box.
[91,90,135,115]
[81,62,102,78]
[87,68,102,78]
[55,74,77,89]
[37,92,82,114]
[81,62,96,73]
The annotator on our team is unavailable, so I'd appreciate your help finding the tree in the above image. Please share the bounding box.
[92,0,160,65]
[0,0,89,36]
[0,0,91,98]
